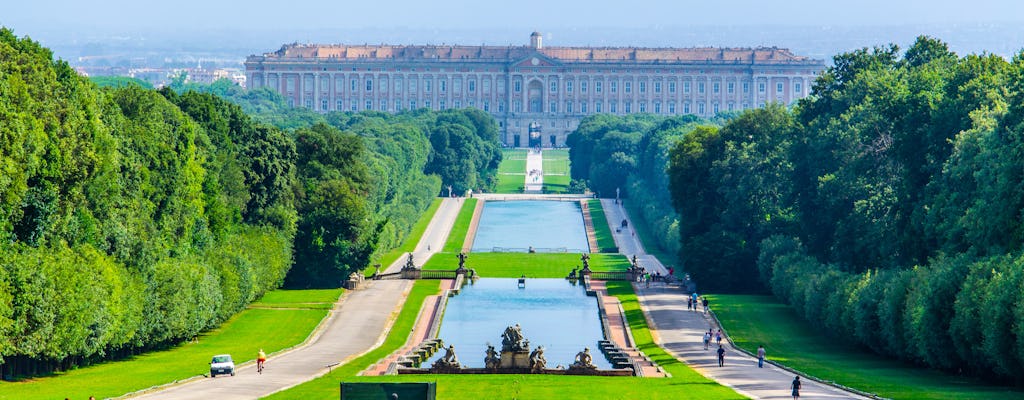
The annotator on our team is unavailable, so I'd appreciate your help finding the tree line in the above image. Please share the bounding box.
[667,36,1024,382]
[0,28,501,379]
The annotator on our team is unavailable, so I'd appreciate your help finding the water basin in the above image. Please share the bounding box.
[471,200,589,252]
[425,278,610,369]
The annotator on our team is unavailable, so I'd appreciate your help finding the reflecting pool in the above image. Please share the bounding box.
[471,200,589,252]
[426,278,609,368]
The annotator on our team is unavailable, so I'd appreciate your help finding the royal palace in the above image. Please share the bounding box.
[245,32,825,147]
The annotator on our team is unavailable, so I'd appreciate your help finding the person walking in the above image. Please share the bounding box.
[791,376,802,399]
[703,331,711,350]
[716,345,725,367]
[757,345,766,368]
[715,329,723,346]
[687,297,693,311]
[702,297,710,313]
[257,348,267,374]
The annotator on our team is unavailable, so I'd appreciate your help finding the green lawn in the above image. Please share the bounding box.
[265,277,742,400]
[422,252,630,278]
[442,198,477,253]
[367,198,443,275]
[542,149,570,175]
[495,173,524,193]
[712,294,1024,400]
[499,149,528,174]
[587,200,617,252]
[0,289,340,400]
[543,174,570,193]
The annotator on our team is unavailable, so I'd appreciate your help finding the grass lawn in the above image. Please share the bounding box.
[0,289,340,400]
[542,149,570,175]
[366,198,443,275]
[543,174,570,193]
[495,173,524,193]
[499,149,528,174]
[712,294,1024,400]
[421,252,630,278]
[441,198,477,253]
[587,200,617,252]
[265,278,743,400]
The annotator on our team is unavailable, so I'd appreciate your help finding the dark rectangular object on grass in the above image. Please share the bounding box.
[340,382,436,400]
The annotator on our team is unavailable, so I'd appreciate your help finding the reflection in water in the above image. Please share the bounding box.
[426,278,609,368]
[472,201,589,252]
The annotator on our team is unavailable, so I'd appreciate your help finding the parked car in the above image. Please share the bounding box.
[210,354,235,377]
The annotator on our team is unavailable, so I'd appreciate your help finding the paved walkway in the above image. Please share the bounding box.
[601,199,867,399]
[132,198,464,399]
[524,149,543,192]
[131,280,413,400]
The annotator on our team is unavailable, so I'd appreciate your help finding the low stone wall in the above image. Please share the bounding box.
[397,367,634,376]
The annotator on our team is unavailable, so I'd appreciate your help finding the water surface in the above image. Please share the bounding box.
[471,200,589,252]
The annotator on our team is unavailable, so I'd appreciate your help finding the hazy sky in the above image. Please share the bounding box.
[5,0,1024,35]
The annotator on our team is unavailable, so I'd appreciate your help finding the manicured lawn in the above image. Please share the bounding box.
[495,173,524,193]
[421,252,630,278]
[266,278,742,400]
[543,174,570,193]
[499,149,528,174]
[441,198,477,253]
[588,200,617,252]
[367,198,443,275]
[542,149,570,175]
[712,294,1024,400]
[0,289,337,400]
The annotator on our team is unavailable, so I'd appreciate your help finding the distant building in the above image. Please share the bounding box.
[245,32,824,147]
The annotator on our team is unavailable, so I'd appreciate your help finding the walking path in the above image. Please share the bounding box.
[524,149,543,193]
[131,280,413,400]
[132,198,464,399]
[601,199,867,399]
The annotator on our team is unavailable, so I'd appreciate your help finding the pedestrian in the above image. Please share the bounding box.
[645,272,651,288]
[715,329,723,346]
[687,297,693,311]
[703,331,711,350]
[717,345,725,367]
[702,297,710,313]
[757,345,766,368]
[791,376,802,399]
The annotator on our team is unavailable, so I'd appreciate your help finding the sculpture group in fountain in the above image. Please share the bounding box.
[431,344,461,372]
[499,324,533,369]
[484,344,500,370]
[529,346,547,373]
[570,347,596,371]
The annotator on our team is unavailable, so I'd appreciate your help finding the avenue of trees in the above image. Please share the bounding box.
[0,29,501,378]
[667,36,1024,382]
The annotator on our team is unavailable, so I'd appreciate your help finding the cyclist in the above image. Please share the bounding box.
[257,349,267,374]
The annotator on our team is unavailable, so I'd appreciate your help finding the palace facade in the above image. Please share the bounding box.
[244,32,825,147]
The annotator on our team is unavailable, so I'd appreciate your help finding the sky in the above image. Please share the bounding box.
[5,0,1024,35]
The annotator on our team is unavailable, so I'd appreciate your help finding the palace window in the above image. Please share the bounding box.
[743,82,750,93]
[514,80,522,92]
[305,99,312,109]
[566,81,573,93]
[514,100,522,113]
[483,100,490,111]
[638,81,645,93]
[728,102,734,111]
[624,101,632,113]
[483,78,491,93]
[395,78,403,93]
[550,80,557,93]
[337,100,343,110]
[425,99,432,109]
[321,99,328,111]
[595,81,603,93]
[395,100,402,112]
[581,101,588,113]
[727,82,735,93]
[288,98,294,107]
[654,81,661,93]
[498,78,506,93]
[743,102,749,109]
[365,100,372,110]
[565,101,572,113]
[611,81,617,93]
[580,81,588,93]
[669,81,676,93]
[794,82,802,94]
[366,79,373,92]
[286,76,296,91]
[713,82,720,94]
[453,77,462,93]
[321,77,330,91]
[684,81,691,93]
[410,79,418,93]
[455,100,461,108]
[698,102,705,114]
[549,101,557,113]
[381,99,387,111]
[758,82,766,93]
[440,99,447,109]
[654,101,661,114]
[468,80,476,92]
[638,101,646,113]
[380,77,388,92]
[713,102,719,114]
[440,80,447,93]
[668,101,676,114]
[624,81,631,93]
[684,102,690,113]
[777,82,784,93]
[699,82,706,94]
[350,99,357,111]
[499,100,506,113]
[410,100,417,109]
[610,101,617,113]
[595,101,603,113]
[425,80,432,92]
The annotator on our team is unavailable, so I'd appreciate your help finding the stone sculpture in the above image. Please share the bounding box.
[529,346,547,373]
[572,347,595,369]
[501,324,526,352]
[484,345,500,370]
